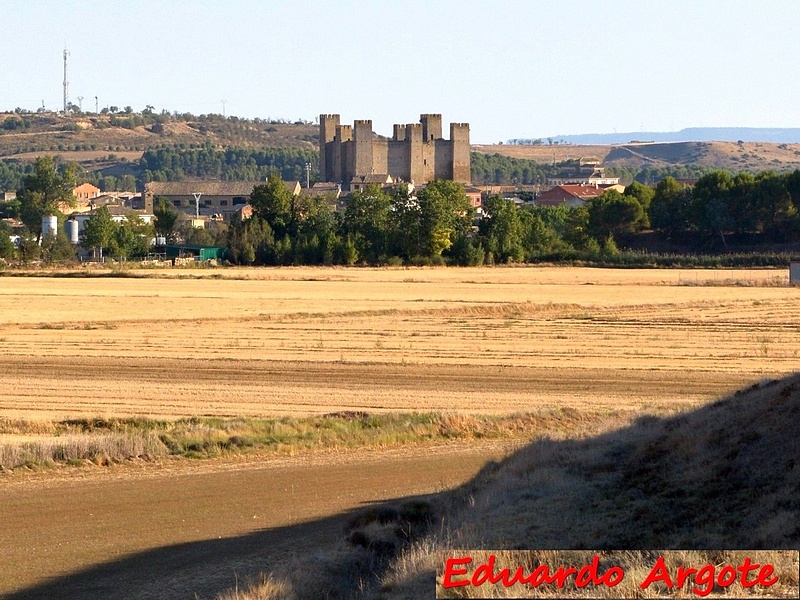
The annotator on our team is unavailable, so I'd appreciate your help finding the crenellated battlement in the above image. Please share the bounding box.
[320,114,470,187]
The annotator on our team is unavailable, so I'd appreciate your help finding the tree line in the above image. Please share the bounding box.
[4,155,800,267]
[139,143,318,184]
[223,170,800,267]
[224,176,474,266]
[649,170,800,247]
[1,146,721,195]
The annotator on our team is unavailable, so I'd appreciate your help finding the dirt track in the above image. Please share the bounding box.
[0,441,511,599]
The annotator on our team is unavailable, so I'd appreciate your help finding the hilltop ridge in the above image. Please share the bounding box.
[5,112,800,179]
[535,127,800,145]
[473,139,800,172]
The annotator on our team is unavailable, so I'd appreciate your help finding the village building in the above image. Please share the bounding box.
[69,206,155,234]
[301,182,342,199]
[536,183,625,207]
[349,173,395,193]
[142,180,301,219]
[464,186,483,209]
[546,158,620,186]
[73,182,101,201]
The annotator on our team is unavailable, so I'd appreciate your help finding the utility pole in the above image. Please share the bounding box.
[63,48,70,113]
[305,162,312,189]
[221,99,227,118]
[95,96,98,114]
[77,96,83,112]
[192,192,202,219]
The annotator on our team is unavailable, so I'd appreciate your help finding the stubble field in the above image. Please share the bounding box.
[0,266,796,421]
[2,266,799,599]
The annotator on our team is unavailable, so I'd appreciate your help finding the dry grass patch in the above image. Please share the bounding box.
[0,410,607,471]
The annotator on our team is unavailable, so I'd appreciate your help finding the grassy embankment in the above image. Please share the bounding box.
[214,375,800,600]
[0,409,613,471]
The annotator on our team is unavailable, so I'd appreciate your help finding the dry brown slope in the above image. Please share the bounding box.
[0,112,318,162]
[473,140,800,171]
[193,374,800,599]
[421,375,800,598]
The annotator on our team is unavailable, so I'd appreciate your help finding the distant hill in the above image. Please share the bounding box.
[0,112,318,163]
[519,127,800,145]
[474,140,800,172]
[6,112,800,182]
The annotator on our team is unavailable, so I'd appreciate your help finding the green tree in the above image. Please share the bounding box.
[333,235,359,265]
[16,232,41,264]
[249,174,293,238]
[587,190,644,241]
[293,195,337,264]
[623,181,655,228]
[113,214,154,258]
[649,177,692,237]
[225,217,279,265]
[153,197,179,243]
[753,172,794,238]
[341,185,392,264]
[0,222,15,259]
[17,156,77,240]
[692,171,734,248]
[727,172,758,234]
[519,206,565,256]
[388,186,423,259]
[41,230,77,264]
[82,206,118,259]
[561,204,598,253]
[416,180,474,256]
[447,232,485,266]
[183,225,215,247]
[120,174,136,192]
[481,196,524,263]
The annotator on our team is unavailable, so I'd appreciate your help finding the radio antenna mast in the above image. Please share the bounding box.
[63,48,70,113]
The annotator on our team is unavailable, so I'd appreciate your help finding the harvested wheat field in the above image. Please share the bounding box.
[0,266,795,420]
[1,266,799,599]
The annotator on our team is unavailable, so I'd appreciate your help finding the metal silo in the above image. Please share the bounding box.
[41,215,58,239]
[65,219,79,244]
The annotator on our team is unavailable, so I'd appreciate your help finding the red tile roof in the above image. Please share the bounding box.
[537,184,607,205]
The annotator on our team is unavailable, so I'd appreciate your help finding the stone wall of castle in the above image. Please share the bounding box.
[319,114,470,188]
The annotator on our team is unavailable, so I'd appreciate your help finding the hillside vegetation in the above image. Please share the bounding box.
[5,112,800,183]
[0,111,317,161]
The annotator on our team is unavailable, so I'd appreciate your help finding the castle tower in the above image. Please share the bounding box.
[406,123,424,183]
[450,122,471,184]
[319,113,469,186]
[420,114,442,142]
[333,124,352,183]
[353,119,374,178]
[319,114,340,182]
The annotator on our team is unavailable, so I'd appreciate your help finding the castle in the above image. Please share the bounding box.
[319,114,470,188]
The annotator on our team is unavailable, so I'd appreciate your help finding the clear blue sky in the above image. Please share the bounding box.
[2,0,799,144]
